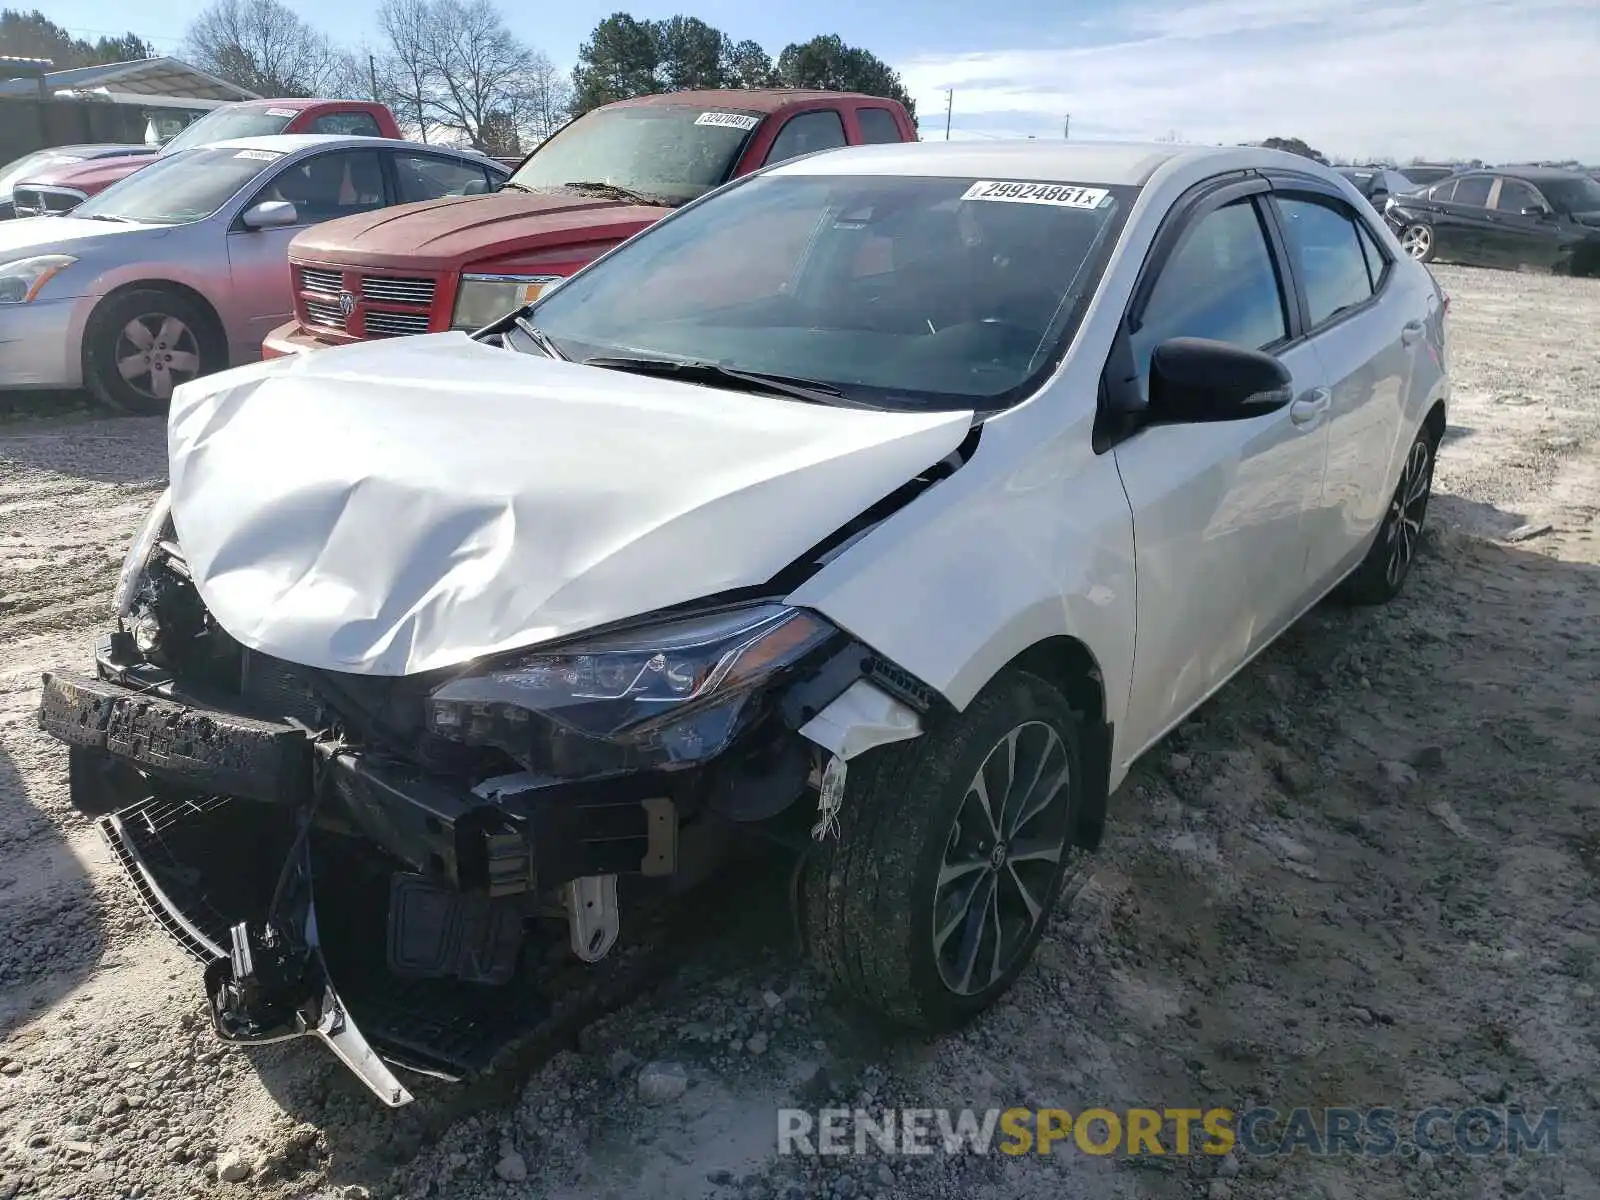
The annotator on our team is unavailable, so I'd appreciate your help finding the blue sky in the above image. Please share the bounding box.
[50,0,1600,161]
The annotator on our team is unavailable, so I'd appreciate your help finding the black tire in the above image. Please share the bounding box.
[83,287,225,416]
[1337,423,1439,606]
[803,669,1087,1030]
[1398,222,1436,263]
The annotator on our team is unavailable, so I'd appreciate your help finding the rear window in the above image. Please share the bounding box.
[532,173,1132,411]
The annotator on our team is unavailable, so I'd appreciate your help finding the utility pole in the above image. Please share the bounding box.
[1064,113,1070,139]
[945,90,953,141]
[368,53,379,103]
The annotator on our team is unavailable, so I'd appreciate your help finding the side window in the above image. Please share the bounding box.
[1494,179,1540,213]
[1451,175,1492,207]
[394,153,491,203]
[1276,195,1376,327]
[1428,179,1457,202]
[255,150,386,225]
[1354,218,1389,290]
[1130,198,1288,392]
[856,108,903,145]
[312,112,383,137]
[764,110,847,166]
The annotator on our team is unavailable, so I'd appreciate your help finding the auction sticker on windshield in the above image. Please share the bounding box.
[695,112,762,131]
[962,181,1110,208]
[234,149,284,161]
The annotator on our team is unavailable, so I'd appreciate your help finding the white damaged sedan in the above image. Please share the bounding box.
[40,140,1448,1105]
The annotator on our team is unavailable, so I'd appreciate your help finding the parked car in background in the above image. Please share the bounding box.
[263,89,918,355]
[9,99,404,218]
[41,140,1449,1106]
[1399,164,1465,188]
[0,135,508,413]
[1383,166,1600,273]
[0,144,159,220]
[1337,167,1421,206]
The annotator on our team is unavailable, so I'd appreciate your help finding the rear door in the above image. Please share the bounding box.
[1432,173,1495,263]
[1111,179,1331,757]
[1268,183,1413,589]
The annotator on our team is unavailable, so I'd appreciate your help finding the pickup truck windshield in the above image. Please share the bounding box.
[531,173,1132,411]
[510,105,759,206]
[74,147,280,224]
[161,107,298,156]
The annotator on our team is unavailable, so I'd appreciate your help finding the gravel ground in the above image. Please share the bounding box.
[1,264,1598,1200]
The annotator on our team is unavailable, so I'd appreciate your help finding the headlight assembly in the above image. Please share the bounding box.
[0,254,77,304]
[450,273,563,330]
[427,604,839,768]
[112,489,173,618]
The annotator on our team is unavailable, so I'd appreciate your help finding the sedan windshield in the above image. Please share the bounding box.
[160,106,297,156]
[510,105,759,205]
[1540,175,1600,214]
[531,174,1131,410]
[73,146,281,224]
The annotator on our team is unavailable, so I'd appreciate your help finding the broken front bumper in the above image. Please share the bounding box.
[39,664,684,1106]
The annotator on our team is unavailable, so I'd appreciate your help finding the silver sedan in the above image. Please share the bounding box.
[0,134,508,414]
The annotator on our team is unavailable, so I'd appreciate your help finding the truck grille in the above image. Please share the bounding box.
[363,311,431,337]
[299,267,343,297]
[363,276,435,306]
[304,298,346,330]
[13,186,85,217]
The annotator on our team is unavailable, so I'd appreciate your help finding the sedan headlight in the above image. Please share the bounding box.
[112,489,173,618]
[0,254,77,304]
[427,604,838,768]
[450,273,563,330]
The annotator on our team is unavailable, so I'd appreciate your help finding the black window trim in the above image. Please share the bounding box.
[1095,170,1297,454]
[1262,170,1392,341]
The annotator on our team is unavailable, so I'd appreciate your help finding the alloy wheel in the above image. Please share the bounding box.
[115,313,201,402]
[932,720,1074,996]
[1385,437,1433,587]
[1400,224,1433,260]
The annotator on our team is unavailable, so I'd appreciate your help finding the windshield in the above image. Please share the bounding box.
[531,173,1131,411]
[1,150,84,192]
[160,105,297,156]
[510,105,760,205]
[74,146,282,224]
[1540,176,1600,214]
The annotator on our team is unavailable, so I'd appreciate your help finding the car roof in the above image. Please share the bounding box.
[766,140,1325,188]
[607,88,887,113]
[1484,165,1593,182]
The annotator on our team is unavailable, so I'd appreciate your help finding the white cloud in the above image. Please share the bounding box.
[901,0,1600,162]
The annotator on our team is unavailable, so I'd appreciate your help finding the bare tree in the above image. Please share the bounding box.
[376,0,435,140]
[185,0,354,96]
[520,49,573,146]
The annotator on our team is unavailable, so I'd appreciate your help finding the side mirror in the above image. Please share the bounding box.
[462,178,490,195]
[241,200,298,230]
[1520,204,1552,219]
[1146,338,1293,424]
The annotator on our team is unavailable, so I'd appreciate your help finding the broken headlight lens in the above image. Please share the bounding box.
[426,604,838,766]
[112,488,173,618]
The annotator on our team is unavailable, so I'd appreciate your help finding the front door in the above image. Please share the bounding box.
[1484,178,1562,270]
[1114,194,1330,758]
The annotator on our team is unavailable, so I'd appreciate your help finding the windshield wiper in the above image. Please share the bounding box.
[512,315,567,360]
[583,355,878,409]
[561,181,674,207]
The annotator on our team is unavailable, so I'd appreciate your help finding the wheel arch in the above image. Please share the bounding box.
[81,279,229,379]
[1423,396,1446,444]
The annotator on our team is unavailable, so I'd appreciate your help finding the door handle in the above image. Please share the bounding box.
[1289,388,1331,426]
[1401,319,1424,346]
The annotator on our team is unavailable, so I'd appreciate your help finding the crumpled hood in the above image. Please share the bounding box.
[167,334,972,676]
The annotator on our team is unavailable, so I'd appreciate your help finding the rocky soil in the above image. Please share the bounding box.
[1,264,1597,1200]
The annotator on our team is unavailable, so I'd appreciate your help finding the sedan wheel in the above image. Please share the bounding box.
[803,669,1088,1029]
[84,287,224,416]
[1338,423,1438,605]
[1400,223,1436,262]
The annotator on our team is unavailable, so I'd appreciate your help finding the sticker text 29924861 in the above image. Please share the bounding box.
[961,181,1110,209]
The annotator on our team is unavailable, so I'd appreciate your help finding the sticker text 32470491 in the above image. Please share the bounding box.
[961,181,1110,209]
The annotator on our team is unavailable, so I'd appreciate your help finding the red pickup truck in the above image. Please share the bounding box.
[263,89,918,355]
[11,99,403,218]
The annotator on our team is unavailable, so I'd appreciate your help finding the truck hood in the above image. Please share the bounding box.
[166,334,972,676]
[287,190,672,271]
[20,154,151,195]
